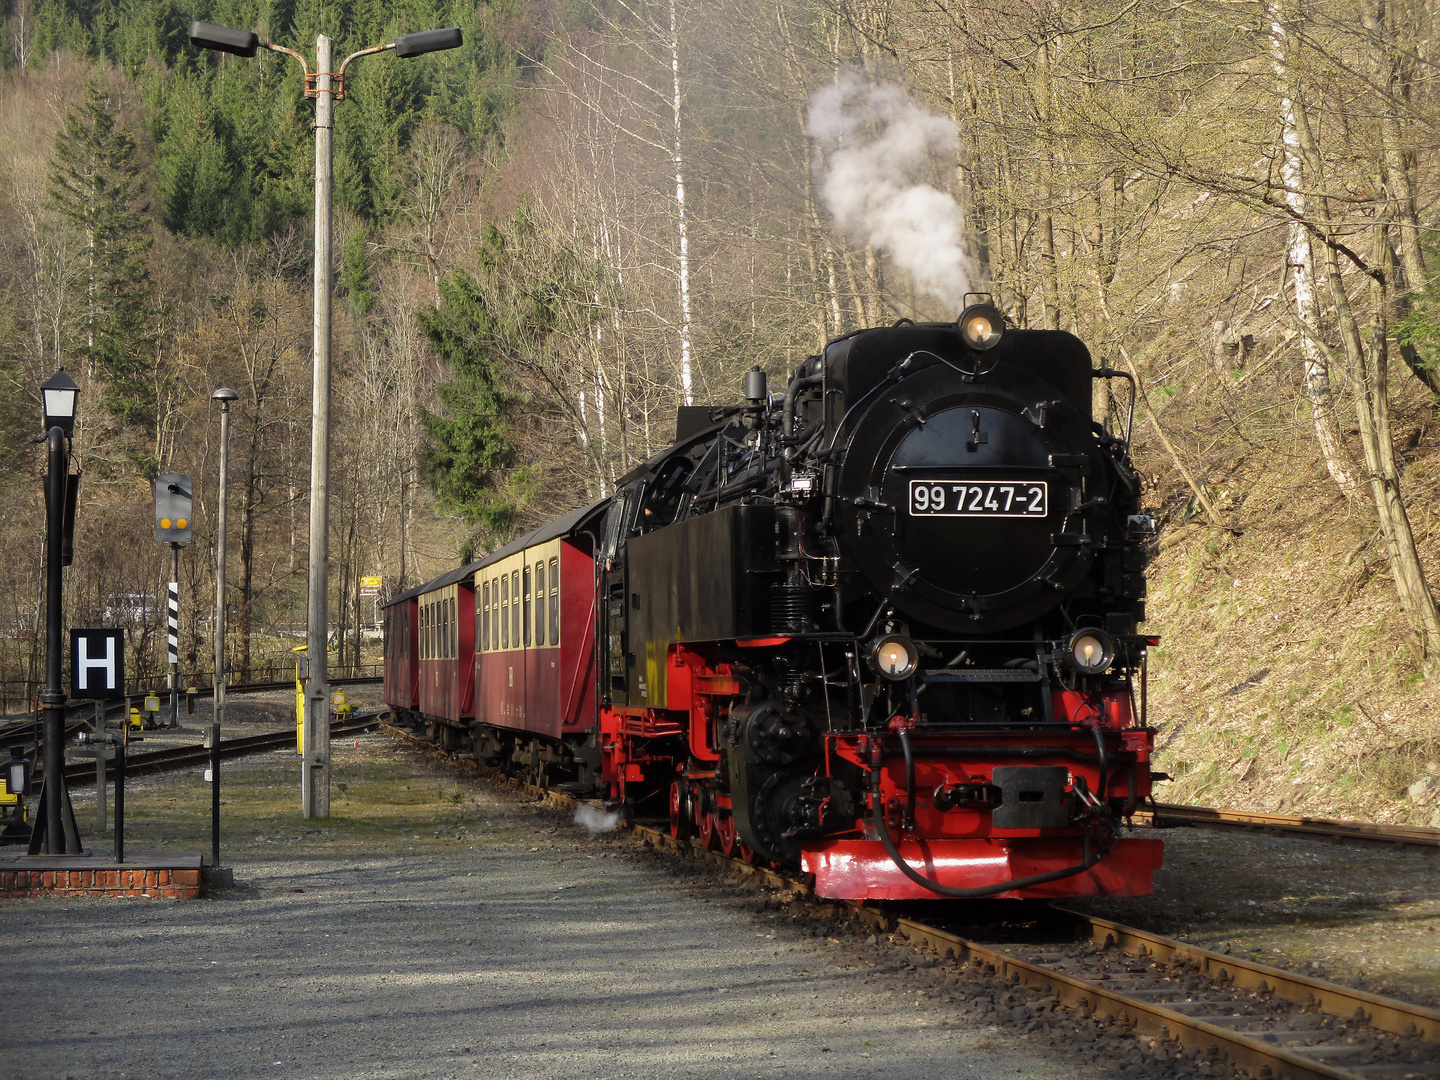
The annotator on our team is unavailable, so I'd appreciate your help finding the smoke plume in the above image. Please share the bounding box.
[805,72,975,313]
[574,804,623,833]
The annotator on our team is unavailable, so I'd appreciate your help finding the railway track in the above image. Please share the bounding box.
[0,675,382,729]
[382,719,1440,1080]
[1139,803,1440,854]
[46,713,383,786]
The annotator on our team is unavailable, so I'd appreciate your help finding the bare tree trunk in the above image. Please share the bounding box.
[1268,2,1361,500]
[667,0,694,405]
[1292,90,1440,653]
[1361,0,1440,395]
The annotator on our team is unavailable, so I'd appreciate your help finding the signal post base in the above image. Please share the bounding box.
[0,850,203,900]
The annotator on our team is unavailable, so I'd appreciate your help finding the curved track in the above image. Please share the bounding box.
[383,719,1440,1080]
[1138,803,1440,854]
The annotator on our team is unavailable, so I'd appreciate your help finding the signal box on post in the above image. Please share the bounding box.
[153,473,193,545]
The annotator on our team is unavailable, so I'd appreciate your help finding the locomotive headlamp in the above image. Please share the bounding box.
[1066,629,1115,675]
[958,303,1005,352]
[870,634,919,681]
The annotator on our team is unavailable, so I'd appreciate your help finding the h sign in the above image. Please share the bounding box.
[70,629,126,699]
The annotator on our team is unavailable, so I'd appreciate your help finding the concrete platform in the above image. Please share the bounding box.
[0,850,202,899]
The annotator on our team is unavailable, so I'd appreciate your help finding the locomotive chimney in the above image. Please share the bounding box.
[744,366,767,404]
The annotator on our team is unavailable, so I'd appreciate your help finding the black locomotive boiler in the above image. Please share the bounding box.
[387,301,1164,900]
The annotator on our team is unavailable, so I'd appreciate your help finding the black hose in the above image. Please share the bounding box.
[869,743,1100,899]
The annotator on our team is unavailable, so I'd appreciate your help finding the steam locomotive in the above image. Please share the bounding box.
[384,301,1164,899]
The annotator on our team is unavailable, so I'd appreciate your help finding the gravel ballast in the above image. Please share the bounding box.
[0,732,1075,1080]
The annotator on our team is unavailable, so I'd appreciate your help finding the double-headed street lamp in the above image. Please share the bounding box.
[189,20,461,819]
[32,368,81,855]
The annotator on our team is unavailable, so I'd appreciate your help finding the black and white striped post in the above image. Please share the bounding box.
[167,560,180,727]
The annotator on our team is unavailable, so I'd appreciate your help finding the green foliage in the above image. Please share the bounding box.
[418,213,601,539]
[25,0,522,244]
[1396,230,1440,377]
[49,81,159,430]
[418,253,525,538]
[339,226,375,317]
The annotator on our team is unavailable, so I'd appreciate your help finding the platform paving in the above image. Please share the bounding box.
[0,733,1080,1080]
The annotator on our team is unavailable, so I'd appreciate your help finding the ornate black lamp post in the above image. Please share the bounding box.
[31,368,82,855]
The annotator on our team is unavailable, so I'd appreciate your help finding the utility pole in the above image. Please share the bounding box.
[187,20,462,820]
[303,33,334,820]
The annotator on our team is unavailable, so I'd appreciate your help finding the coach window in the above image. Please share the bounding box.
[534,562,545,645]
[481,581,490,651]
[523,565,532,647]
[501,575,510,649]
[511,570,521,646]
[549,557,560,645]
[493,578,501,650]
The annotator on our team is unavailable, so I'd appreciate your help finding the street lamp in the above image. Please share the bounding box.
[211,387,237,870]
[41,368,78,438]
[31,368,82,854]
[189,21,462,819]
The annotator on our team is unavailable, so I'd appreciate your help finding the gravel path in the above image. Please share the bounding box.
[0,736,1073,1080]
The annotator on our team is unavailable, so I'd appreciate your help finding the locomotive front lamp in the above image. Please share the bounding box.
[41,368,79,438]
[958,303,1005,352]
[1066,629,1115,675]
[870,634,919,681]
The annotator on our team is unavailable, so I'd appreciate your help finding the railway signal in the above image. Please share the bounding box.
[153,473,192,728]
[152,473,193,544]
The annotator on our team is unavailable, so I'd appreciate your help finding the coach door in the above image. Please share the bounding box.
[599,484,639,707]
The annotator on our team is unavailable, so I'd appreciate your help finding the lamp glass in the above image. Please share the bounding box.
[43,387,76,419]
[6,758,26,796]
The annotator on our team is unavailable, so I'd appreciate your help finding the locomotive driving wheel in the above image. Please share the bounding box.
[716,813,738,857]
[696,810,718,850]
[668,781,692,840]
[738,842,760,866]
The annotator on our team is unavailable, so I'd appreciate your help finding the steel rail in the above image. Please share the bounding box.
[45,713,382,786]
[381,719,1440,1080]
[1138,803,1440,852]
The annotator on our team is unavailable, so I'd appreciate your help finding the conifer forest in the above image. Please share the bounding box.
[4,0,1440,819]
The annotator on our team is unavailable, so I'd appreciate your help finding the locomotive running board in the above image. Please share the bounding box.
[801,836,1164,901]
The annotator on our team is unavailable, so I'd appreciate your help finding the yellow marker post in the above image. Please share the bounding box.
[293,645,308,754]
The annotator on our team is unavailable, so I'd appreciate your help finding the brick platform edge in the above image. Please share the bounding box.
[0,866,202,899]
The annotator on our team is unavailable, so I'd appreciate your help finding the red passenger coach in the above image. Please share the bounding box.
[388,501,606,785]
[381,589,421,714]
[416,564,481,727]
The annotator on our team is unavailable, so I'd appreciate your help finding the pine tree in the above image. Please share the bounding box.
[417,226,528,539]
[49,81,158,431]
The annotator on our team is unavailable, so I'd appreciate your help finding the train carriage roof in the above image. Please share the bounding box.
[381,497,609,609]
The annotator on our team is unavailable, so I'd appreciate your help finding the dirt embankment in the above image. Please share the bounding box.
[1143,388,1440,826]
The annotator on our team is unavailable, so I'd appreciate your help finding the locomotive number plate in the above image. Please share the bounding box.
[908,480,1048,517]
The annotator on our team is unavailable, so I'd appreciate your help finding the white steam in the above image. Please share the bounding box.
[805,72,976,312]
[574,804,623,833]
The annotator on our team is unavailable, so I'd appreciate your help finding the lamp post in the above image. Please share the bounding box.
[211,388,237,869]
[31,368,81,855]
[189,20,463,820]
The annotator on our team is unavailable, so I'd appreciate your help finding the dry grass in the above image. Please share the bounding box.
[1146,389,1440,824]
